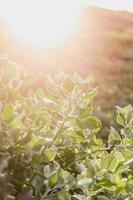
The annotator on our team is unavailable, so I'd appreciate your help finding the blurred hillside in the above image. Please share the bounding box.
[8,6,133,74]
[0,5,133,135]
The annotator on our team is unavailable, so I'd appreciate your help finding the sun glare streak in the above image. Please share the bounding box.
[0,0,85,48]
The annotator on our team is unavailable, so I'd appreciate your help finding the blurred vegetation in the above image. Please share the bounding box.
[0,6,133,199]
[77,6,133,138]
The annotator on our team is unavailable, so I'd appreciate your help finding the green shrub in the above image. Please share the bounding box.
[0,60,133,200]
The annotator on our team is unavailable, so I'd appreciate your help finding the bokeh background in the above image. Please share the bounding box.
[0,1,133,139]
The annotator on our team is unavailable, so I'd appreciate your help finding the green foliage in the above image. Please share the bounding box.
[0,63,133,200]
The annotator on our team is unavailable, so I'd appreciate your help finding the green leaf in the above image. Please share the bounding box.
[99,179,116,191]
[57,191,71,200]
[68,118,80,130]
[80,104,93,118]
[80,116,101,133]
[116,165,128,175]
[10,118,24,130]
[122,150,132,160]
[43,165,51,178]
[2,104,13,121]
[101,155,119,173]
[108,155,118,173]
[83,88,98,101]
[33,138,45,150]
[114,174,126,191]
[126,180,133,194]
[117,105,133,115]
[116,113,125,127]
[49,171,58,187]
[43,147,58,162]
[70,131,86,143]
[108,127,121,144]
[78,178,92,189]
[59,169,73,184]
[114,151,125,163]
[75,163,85,173]
[62,75,75,92]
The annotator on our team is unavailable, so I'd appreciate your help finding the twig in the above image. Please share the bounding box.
[124,157,133,166]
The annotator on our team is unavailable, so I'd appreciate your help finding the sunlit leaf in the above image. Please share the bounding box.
[33,138,45,150]
[80,116,101,133]
[116,113,125,127]
[101,154,119,173]
[83,88,98,101]
[10,118,24,130]
[57,191,71,200]
[43,165,51,178]
[108,155,118,173]
[70,131,86,143]
[2,104,13,121]
[78,178,92,189]
[108,127,121,144]
[62,75,75,92]
[43,147,58,162]
[49,171,58,187]
[99,179,116,191]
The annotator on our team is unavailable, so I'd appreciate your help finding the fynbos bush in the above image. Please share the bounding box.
[0,60,133,200]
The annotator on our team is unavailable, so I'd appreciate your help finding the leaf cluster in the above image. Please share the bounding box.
[0,61,133,200]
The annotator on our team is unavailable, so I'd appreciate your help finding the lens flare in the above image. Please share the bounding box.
[0,0,84,47]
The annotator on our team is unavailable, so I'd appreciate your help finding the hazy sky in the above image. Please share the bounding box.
[88,0,133,12]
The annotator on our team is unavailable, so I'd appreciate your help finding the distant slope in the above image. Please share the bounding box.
[8,6,133,76]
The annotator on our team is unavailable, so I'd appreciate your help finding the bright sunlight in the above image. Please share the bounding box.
[0,0,84,47]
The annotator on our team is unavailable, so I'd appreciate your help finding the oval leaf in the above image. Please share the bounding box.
[2,104,13,121]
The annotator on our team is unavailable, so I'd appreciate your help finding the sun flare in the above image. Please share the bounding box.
[0,0,84,47]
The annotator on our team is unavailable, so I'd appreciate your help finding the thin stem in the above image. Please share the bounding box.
[89,188,104,198]
[52,117,66,144]
[124,157,133,166]
[52,96,72,145]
